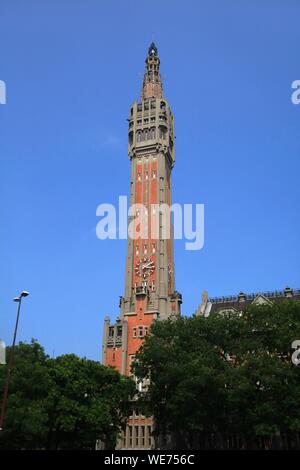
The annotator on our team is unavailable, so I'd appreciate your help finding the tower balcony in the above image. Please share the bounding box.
[135,285,148,296]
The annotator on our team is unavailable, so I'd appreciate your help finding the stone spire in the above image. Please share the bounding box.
[141,42,163,100]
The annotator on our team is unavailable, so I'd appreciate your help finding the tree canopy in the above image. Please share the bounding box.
[0,340,135,449]
[133,300,300,449]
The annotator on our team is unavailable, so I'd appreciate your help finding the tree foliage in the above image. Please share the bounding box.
[0,340,135,449]
[133,300,300,449]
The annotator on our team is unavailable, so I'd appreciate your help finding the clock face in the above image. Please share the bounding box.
[135,257,155,278]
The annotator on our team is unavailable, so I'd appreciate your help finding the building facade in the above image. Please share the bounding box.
[102,43,182,449]
[195,286,300,317]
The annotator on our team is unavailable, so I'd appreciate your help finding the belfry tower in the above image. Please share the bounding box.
[102,43,182,449]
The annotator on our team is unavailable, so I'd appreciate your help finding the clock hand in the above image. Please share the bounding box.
[143,262,154,269]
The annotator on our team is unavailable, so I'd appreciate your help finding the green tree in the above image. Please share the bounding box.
[45,354,134,449]
[133,301,300,449]
[0,340,50,449]
[0,340,135,449]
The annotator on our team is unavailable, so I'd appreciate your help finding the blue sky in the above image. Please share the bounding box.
[1,0,299,360]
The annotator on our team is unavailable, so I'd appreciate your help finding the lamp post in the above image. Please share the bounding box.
[0,291,29,432]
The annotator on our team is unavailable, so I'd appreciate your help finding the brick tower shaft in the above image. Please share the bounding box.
[102,43,182,449]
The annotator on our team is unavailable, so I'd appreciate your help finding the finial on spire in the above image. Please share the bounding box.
[148,42,158,56]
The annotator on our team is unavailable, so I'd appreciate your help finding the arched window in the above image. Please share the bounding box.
[145,129,148,140]
[151,128,156,139]
[159,127,166,139]
[137,131,141,142]
[129,131,133,145]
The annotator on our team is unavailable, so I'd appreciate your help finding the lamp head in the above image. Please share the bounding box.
[20,291,29,298]
[13,291,29,302]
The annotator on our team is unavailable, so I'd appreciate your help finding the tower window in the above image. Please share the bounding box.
[129,131,133,145]
[135,426,139,446]
[109,327,114,337]
[148,426,152,446]
[133,327,137,337]
[141,426,145,446]
[159,127,166,139]
[138,326,143,337]
[117,326,122,336]
[145,129,148,140]
[151,128,156,139]
[137,131,141,142]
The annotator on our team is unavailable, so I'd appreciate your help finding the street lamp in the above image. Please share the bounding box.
[0,291,29,432]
